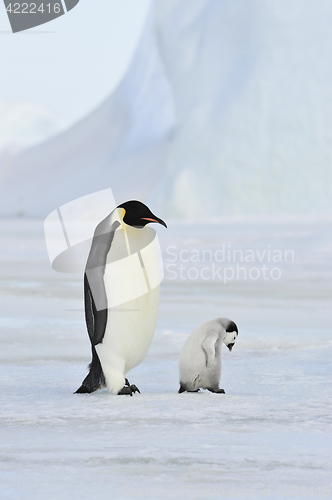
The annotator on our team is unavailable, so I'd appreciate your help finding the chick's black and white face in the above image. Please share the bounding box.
[117,200,167,229]
[223,321,239,351]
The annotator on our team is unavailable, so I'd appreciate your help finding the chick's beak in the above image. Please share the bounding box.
[228,343,235,351]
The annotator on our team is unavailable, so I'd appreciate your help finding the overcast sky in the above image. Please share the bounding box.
[0,0,152,130]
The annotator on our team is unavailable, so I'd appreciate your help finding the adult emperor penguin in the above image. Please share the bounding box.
[75,200,167,396]
[178,318,238,394]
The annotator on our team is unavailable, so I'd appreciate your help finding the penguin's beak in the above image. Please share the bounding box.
[141,217,167,228]
[228,343,235,351]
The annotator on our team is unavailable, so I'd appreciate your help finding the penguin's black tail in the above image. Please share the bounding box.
[74,346,106,394]
[178,384,186,394]
[75,384,93,394]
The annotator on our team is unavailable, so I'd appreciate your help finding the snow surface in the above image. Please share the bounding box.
[1,0,332,216]
[0,218,331,499]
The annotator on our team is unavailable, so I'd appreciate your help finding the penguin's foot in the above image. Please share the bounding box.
[178,384,200,393]
[207,388,225,394]
[124,378,140,394]
[118,384,140,396]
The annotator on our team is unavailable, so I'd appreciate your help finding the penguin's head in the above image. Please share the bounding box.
[221,319,238,351]
[117,200,167,229]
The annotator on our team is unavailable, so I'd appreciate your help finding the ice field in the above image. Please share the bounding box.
[0,217,331,500]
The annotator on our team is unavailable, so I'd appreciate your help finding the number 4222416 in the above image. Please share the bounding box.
[6,3,62,14]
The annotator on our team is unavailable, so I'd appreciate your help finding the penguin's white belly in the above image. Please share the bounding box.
[105,287,159,371]
[96,287,160,394]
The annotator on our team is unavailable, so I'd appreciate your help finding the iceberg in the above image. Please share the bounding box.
[0,0,331,217]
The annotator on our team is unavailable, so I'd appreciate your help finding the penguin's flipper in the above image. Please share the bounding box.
[201,333,218,368]
[84,273,108,346]
[84,219,120,346]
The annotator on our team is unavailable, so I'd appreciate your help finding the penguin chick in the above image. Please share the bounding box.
[178,318,238,394]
